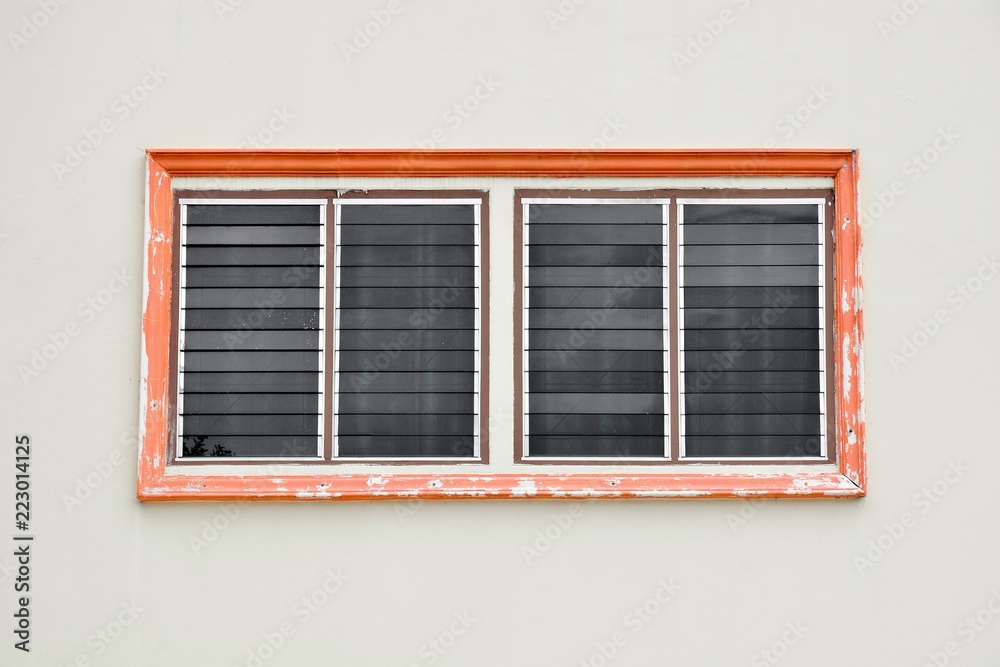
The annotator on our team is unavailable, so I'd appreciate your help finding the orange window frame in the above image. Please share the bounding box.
[139,149,864,501]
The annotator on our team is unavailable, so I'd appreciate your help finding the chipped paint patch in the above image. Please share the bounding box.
[511,479,537,497]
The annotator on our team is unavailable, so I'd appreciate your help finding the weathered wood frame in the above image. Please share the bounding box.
[139,149,864,501]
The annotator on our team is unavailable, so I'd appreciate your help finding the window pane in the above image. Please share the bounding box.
[179,203,323,458]
[525,202,666,458]
[681,202,823,458]
[336,203,479,458]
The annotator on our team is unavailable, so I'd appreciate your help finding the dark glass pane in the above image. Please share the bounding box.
[182,393,320,414]
[183,308,319,330]
[681,307,818,329]
[183,371,319,393]
[683,265,820,286]
[335,203,478,458]
[529,246,661,267]
[530,371,663,393]
[682,202,823,459]
[180,203,322,458]
[685,413,819,436]
[186,225,320,245]
[184,287,319,309]
[185,246,321,267]
[341,204,474,225]
[528,350,663,372]
[528,329,663,351]
[529,392,662,414]
[341,224,473,245]
[339,350,474,372]
[185,265,321,288]
[187,204,320,226]
[338,392,474,414]
[338,414,473,436]
[683,286,819,309]
[337,436,475,458]
[683,328,820,351]
[527,287,662,309]
[340,266,475,287]
[683,349,820,372]
[528,266,661,287]
[529,224,661,245]
[684,224,819,245]
[529,203,662,224]
[339,308,473,330]
[181,414,319,436]
[528,307,661,330]
[685,392,821,415]
[529,413,664,436]
[525,197,666,457]
[183,351,320,373]
[340,245,473,267]
[683,245,818,267]
[339,329,475,351]
[180,435,318,458]
[683,370,821,394]
[526,436,664,457]
[183,330,321,351]
[339,372,475,393]
[682,203,818,225]
[684,436,822,458]
[340,287,476,309]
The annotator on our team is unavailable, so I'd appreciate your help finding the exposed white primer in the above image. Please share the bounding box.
[511,479,537,497]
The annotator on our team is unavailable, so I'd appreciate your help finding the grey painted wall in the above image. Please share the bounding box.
[1,1,998,665]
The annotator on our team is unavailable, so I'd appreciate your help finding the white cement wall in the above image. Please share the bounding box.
[1,1,998,665]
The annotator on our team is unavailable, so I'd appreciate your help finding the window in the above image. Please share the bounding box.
[139,149,864,500]
[515,192,832,464]
[516,194,670,461]
[172,192,487,464]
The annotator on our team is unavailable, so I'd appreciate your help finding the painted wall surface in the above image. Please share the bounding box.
[1,1,997,665]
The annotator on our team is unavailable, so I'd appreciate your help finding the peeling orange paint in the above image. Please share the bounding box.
[137,149,865,502]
